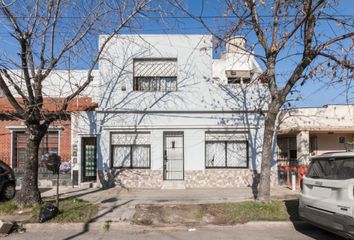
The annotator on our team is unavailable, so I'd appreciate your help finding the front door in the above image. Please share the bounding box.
[163,132,184,180]
[82,137,97,182]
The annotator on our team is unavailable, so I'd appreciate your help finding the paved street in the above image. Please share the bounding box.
[6,222,344,240]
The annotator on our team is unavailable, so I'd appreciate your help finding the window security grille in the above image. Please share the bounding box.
[133,58,177,91]
[206,141,248,168]
[205,132,248,168]
[111,133,151,168]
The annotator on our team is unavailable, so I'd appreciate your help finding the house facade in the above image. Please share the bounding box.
[0,117,71,169]
[0,68,98,180]
[72,34,277,188]
[275,105,354,185]
[276,104,354,173]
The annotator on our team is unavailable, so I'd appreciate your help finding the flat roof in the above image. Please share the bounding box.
[311,151,354,159]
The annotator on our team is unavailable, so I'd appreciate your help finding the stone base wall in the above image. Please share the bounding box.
[99,169,163,188]
[98,168,278,189]
[185,169,278,188]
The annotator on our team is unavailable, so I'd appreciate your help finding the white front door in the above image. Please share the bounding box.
[163,132,184,180]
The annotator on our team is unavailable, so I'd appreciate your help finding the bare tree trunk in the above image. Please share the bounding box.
[257,101,280,202]
[15,124,47,206]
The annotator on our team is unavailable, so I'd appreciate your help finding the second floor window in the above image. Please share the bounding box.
[226,70,252,84]
[133,58,177,91]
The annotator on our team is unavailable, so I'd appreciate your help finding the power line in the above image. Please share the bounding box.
[0,14,353,19]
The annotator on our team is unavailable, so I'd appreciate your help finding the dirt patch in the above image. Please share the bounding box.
[134,204,206,226]
[133,199,299,226]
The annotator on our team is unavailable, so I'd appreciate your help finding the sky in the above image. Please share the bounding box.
[155,0,354,108]
[0,0,353,108]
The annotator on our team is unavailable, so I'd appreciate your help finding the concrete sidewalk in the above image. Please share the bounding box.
[42,186,298,204]
[40,186,299,223]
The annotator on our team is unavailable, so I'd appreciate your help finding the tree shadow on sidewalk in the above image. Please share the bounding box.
[62,199,133,240]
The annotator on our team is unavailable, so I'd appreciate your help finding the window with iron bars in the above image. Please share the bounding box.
[134,76,177,91]
[205,141,249,168]
[111,144,150,168]
[133,58,177,92]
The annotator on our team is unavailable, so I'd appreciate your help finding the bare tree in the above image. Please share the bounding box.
[0,0,155,206]
[172,0,354,202]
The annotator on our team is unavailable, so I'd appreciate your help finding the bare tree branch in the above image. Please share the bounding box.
[276,0,325,53]
[246,0,270,54]
[271,0,281,51]
[317,51,354,69]
[316,31,354,52]
[62,0,152,112]
[0,73,24,115]
[0,69,28,101]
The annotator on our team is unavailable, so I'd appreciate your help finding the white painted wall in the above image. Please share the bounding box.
[73,34,271,182]
[5,69,100,98]
[278,105,354,132]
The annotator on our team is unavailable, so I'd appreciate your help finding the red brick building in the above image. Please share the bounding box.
[0,97,97,169]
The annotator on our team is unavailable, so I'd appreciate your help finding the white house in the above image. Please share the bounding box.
[71,34,276,188]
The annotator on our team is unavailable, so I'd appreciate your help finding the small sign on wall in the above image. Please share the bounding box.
[339,136,345,144]
[72,144,78,157]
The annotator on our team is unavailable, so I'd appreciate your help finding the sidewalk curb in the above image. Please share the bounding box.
[22,221,307,232]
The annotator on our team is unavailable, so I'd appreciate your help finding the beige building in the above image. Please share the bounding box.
[276,104,354,167]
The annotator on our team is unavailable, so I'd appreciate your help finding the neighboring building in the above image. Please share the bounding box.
[72,34,276,188]
[276,104,354,168]
[0,97,97,171]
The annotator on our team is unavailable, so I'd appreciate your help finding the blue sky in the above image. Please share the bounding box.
[158,0,354,108]
[0,0,353,108]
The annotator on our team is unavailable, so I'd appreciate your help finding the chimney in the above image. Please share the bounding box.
[226,36,246,53]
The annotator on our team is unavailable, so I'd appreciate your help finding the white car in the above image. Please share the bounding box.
[299,152,354,239]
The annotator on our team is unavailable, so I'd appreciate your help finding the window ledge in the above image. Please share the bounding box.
[6,125,64,131]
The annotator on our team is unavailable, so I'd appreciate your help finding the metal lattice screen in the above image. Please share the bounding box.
[206,142,226,167]
[134,59,177,77]
[206,141,248,168]
[226,142,247,167]
[111,133,151,168]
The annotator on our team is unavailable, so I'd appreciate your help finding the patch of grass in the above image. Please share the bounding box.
[0,200,18,214]
[133,199,300,226]
[31,198,98,223]
[208,199,300,224]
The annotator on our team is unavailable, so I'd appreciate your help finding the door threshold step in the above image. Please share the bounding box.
[162,180,186,189]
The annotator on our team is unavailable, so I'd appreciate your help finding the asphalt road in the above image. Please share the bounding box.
[5,222,345,240]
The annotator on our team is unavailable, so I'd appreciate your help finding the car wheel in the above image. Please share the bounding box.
[1,183,16,200]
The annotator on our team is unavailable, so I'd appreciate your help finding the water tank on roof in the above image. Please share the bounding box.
[226,36,246,53]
